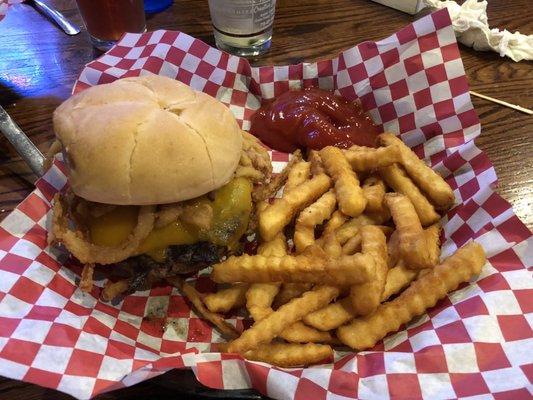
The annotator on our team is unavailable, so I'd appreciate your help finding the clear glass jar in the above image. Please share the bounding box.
[208,0,277,57]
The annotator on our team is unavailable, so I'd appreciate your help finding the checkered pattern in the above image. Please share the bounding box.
[1,8,531,400]
[0,0,23,22]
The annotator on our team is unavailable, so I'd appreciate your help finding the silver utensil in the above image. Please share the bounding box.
[0,105,45,177]
[29,0,81,36]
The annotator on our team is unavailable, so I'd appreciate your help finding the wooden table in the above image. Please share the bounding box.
[0,0,531,398]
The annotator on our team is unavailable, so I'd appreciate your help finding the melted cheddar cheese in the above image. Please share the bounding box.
[88,177,253,262]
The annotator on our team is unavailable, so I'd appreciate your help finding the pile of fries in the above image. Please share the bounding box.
[171,132,486,367]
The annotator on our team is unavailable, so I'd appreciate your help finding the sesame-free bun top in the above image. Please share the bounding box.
[53,75,243,205]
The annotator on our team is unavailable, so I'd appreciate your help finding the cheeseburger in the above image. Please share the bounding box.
[50,75,271,299]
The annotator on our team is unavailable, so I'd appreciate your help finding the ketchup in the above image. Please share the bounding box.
[250,88,381,153]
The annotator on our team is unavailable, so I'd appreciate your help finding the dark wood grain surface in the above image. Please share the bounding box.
[0,0,531,399]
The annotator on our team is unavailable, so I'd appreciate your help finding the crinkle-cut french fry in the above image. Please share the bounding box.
[295,191,336,228]
[349,226,388,316]
[259,174,331,241]
[308,149,325,176]
[305,241,429,331]
[342,225,392,254]
[381,259,418,300]
[337,241,486,350]
[342,233,361,255]
[212,246,376,286]
[166,276,239,339]
[304,263,413,332]
[204,283,249,313]
[378,133,454,210]
[387,230,400,268]
[227,285,340,353]
[246,233,286,321]
[257,232,288,257]
[273,283,313,308]
[294,190,337,253]
[303,297,355,331]
[343,144,401,172]
[247,283,282,321]
[250,302,331,343]
[306,229,433,331]
[249,235,329,342]
[385,193,433,269]
[334,214,380,245]
[248,288,332,343]
[320,146,366,217]
[285,161,311,192]
[426,223,442,267]
[381,225,439,299]
[280,321,333,343]
[362,175,387,213]
[322,232,343,257]
[304,261,420,332]
[379,163,440,226]
[344,224,394,244]
[305,263,422,331]
[323,210,348,237]
[242,343,333,367]
[342,225,393,254]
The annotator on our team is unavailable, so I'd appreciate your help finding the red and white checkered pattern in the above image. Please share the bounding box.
[0,0,23,22]
[1,9,532,400]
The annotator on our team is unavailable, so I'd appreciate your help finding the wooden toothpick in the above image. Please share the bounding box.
[469,90,533,115]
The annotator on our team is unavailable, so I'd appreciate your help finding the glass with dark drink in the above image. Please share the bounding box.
[75,0,146,51]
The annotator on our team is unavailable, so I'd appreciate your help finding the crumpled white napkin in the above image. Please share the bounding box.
[424,0,533,62]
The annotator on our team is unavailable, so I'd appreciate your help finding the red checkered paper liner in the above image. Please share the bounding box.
[1,9,531,399]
